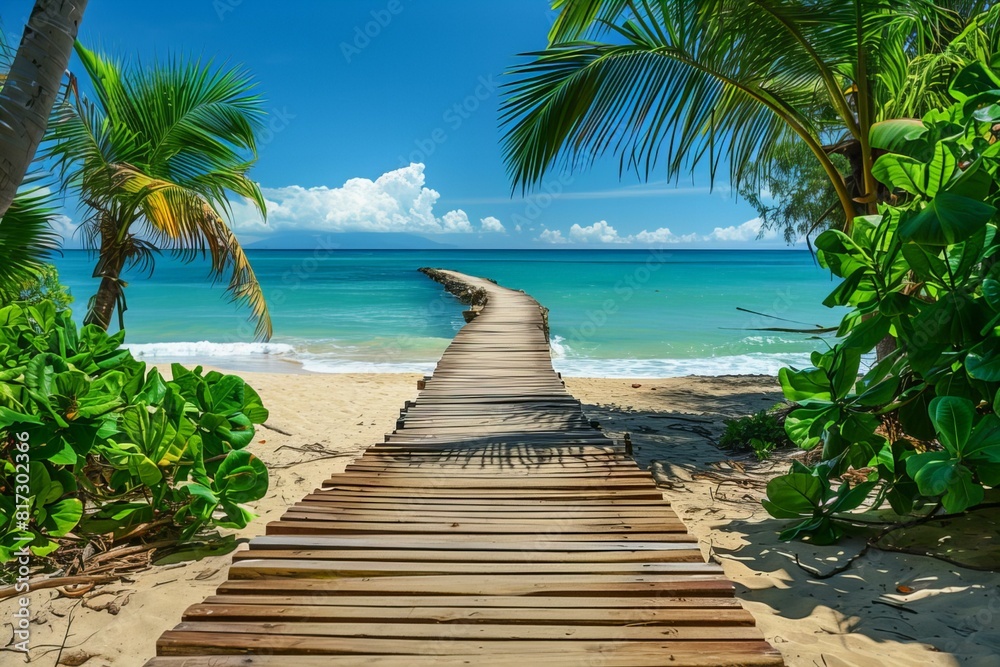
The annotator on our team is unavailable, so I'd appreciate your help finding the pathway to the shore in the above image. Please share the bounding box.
[146,271,782,666]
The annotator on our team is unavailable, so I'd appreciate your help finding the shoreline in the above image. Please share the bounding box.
[123,346,819,379]
[3,370,996,665]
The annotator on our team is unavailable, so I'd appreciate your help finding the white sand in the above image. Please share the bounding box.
[3,372,996,666]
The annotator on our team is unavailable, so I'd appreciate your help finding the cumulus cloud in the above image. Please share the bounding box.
[538,229,568,244]
[568,220,625,244]
[540,220,690,245]
[632,227,698,244]
[441,210,473,233]
[230,163,495,235]
[479,216,506,233]
[707,218,775,242]
[537,217,779,246]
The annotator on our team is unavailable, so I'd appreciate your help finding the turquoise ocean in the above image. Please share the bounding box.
[51,249,842,377]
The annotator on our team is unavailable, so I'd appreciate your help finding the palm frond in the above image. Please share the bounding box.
[0,177,62,299]
[503,0,972,219]
[502,0,840,195]
[216,223,272,341]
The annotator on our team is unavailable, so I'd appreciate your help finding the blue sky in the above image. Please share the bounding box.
[6,0,781,249]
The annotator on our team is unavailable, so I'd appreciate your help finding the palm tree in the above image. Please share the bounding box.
[47,43,272,340]
[0,0,88,218]
[500,0,997,229]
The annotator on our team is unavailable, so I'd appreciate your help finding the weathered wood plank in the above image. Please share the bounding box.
[148,654,782,667]
[200,594,746,609]
[180,604,756,626]
[144,270,780,667]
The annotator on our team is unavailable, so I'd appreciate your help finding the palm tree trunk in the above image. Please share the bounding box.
[84,252,126,331]
[0,0,88,218]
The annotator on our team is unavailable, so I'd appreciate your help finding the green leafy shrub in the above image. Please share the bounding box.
[3,264,74,311]
[719,410,789,460]
[764,62,1000,544]
[0,300,269,562]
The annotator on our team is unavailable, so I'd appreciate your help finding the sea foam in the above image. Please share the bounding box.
[120,341,840,378]
[125,341,296,358]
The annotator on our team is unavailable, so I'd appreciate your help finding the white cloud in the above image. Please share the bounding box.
[558,220,691,245]
[49,214,82,247]
[707,217,775,242]
[537,217,780,246]
[479,216,506,233]
[230,163,490,235]
[514,224,522,233]
[632,227,697,244]
[568,220,626,244]
[538,229,568,244]
[441,210,473,233]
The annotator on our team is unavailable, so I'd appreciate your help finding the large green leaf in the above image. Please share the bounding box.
[784,405,836,450]
[869,119,927,155]
[907,453,985,513]
[965,415,1000,462]
[924,142,956,199]
[778,366,831,402]
[213,449,268,503]
[0,406,42,428]
[761,473,825,519]
[829,480,878,513]
[872,154,925,194]
[928,396,975,456]
[899,192,995,246]
[948,61,1000,101]
[965,339,1000,382]
[40,498,83,537]
[242,384,268,423]
[984,279,1000,312]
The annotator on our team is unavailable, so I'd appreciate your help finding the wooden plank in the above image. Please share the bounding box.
[144,270,780,667]
[181,604,756,626]
[297,496,674,509]
[157,634,780,659]
[215,575,737,597]
[265,522,687,539]
[167,621,766,641]
[231,548,706,563]
[201,595,746,609]
[247,536,702,551]
[288,506,679,520]
[226,559,722,578]
[148,654,783,667]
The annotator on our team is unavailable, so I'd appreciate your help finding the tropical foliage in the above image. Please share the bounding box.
[720,409,791,461]
[1,264,74,312]
[47,42,272,339]
[502,1,1000,234]
[763,63,1000,544]
[744,3,1000,243]
[738,143,851,246]
[0,300,270,563]
[0,183,62,305]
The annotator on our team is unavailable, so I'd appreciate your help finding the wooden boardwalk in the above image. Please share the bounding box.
[146,271,782,667]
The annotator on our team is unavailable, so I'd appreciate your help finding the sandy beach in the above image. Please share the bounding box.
[3,370,997,667]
